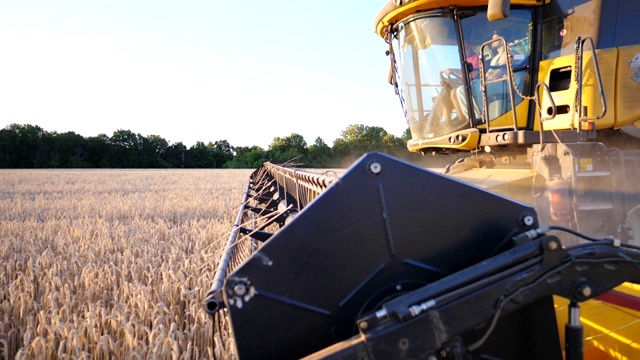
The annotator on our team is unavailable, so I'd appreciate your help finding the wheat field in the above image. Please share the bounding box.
[0,169,253,359]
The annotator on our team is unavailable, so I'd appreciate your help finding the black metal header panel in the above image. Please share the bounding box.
[223,152,538,359]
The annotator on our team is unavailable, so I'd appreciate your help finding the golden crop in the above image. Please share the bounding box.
[0,169,252,359]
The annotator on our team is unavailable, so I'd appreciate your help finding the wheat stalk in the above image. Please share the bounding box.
[1,169,251,359]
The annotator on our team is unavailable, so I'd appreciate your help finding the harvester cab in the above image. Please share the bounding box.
[377,3,533,152]
[375,0,640,155]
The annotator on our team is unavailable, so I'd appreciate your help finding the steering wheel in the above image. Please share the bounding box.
[440,70,463,88]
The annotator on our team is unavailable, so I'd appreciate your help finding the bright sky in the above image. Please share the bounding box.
[0,0,407,149]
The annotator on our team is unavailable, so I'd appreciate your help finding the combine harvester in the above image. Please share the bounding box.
[205,0,640,358]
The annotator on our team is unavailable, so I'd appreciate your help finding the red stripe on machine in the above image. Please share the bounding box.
[597,290,640,312]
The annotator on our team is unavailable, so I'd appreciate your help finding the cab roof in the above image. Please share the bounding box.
[374,0,546,38]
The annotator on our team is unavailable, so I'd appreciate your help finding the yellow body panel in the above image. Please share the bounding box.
[537,45,640,132]
[407,128,480,152]
[536,55,575,130]
[476,96,531,130]
[554,285,640,360]
[537,48,616,131]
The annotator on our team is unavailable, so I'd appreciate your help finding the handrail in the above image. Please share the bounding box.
[576,37,607,123]
[535,82,557,145]
[479,36,519,133]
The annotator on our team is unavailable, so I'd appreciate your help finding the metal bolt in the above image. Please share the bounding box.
[359,321,368,330]
[521,214,535,226]
[368,161,382,175]
[233,284,247,296]
[547,240,559,251]
[580,285,592,298]
[399,338,409,350]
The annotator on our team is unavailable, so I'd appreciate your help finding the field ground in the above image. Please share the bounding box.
[0,169,253,359]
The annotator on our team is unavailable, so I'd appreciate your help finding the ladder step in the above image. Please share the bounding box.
[577,203,614,211]
[575,171,611,177]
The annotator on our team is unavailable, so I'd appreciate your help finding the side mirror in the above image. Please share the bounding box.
[487,0,510,21]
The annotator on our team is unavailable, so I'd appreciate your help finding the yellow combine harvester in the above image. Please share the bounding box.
[205,1,640,358]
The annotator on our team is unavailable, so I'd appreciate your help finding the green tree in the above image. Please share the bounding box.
[143,135,170,168]
[382,133,407,157]
[402,127,412,141]
[165,142,186,168]
[211,140,234,168]
[187,141,220,168]
[49,131,90,168]
[109,129,142,167]
[0,124,50,167]
[332,124,389,162]
[0,126,19,167]
[268,133,308,164]
[146,135,169,156]
[86,134,111,167]
[307,137,333,168]
[225,146,267,168]
[110,129,140,149]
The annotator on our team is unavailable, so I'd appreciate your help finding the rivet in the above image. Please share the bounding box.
[233,284,247,296]
[368,162,382,175]
[521,215,534,226]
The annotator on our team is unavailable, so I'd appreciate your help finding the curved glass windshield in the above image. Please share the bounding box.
[394,14,465,140]
[393,9,533,142]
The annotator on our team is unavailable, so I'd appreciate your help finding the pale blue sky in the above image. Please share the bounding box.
[0,1,406,148]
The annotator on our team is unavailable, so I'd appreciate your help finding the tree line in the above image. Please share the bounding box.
[0,123,441,169]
